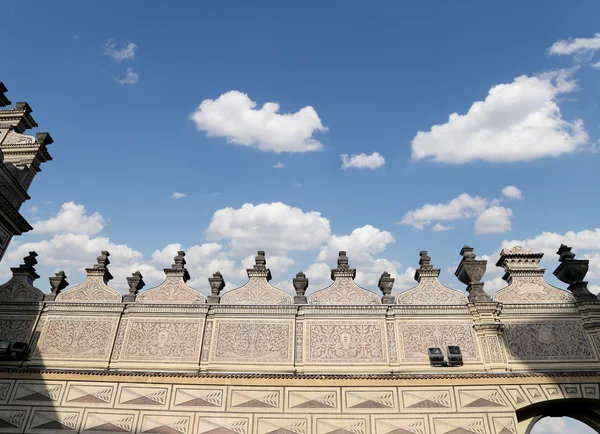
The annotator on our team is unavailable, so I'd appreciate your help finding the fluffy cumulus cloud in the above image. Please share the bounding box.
[103,40,137,61]
[411,70,588,163]
[189,91,328,153]
[341,152,385,170]
[115,67,139,85]
[33,202,105,235]
[400,193,488,230]
[501,185,523,200]
[549,33,600,60]
[206,202,331,255]
[531,416,596,434]
[474,206,513,235]
[432,223,453,232]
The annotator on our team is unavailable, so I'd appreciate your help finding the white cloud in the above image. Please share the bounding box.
[103,40,137,61]
[593,61,600,70]
[189,91,327,153]
[341,152,385,170]
[115,68,139,85]
[531,416,596,434]
[411,71,588,163]
[501,185,522,200]
[33,202,105,235]
[501,228,600,256]
[474,206,513,235]
[293,182,302,187]
[549,33,600,59]
[432,223,453,232]
[273,162,285,169]
[400,193,488,230]
[28,206,38,213]
[170,192,187,199]
[206,202,331,255]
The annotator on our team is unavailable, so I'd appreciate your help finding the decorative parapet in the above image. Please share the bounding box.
[455,245,491,303]
[221,251,292,304]
[55,251,122,302]
[137,251,205,303]
[45,270,68,301]
[493,246,573,303]
[0,251,43,302]
[397,251,467,305]
[553,244,596,303]
[309,251,381,304]
[208,271,225,304]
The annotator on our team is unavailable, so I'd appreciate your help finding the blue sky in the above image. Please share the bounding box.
[2,0,600,300]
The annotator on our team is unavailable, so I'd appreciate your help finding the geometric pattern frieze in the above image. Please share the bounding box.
[314,417,369,434]
[10,381,65,406]
[26,409,82,433]
[431,415,488,434]
[399,323,479,364]
[490,416,517,434]
[498,387,529,410]
[64,382,117,407]
[343,389,397,413]
[138,411,193,434]
[256,416,309,434]
[582,384,600,399]
[116,385,171,410]
[540,385,563,400]
[0,407,30,433]
[0,381,14,403]
[286,389,339,412]
[454,388,508,411]
[521,386,545,404]
[399,388,455,413]
[372,417,427,434]
[172,386,226,411]
[195,414,251,434]
[559,384,582,398]
[229,388,282,412]
[81,409,138,433]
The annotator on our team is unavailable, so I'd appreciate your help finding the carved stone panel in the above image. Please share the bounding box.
[309,278,381,305]
[115,384,172,410]
[221,277,292,305]
[0,318,36,343]
[36,317,118,360]
[503,321,594,361]
[0,406,31,433]
[396,278,467,305]
[285,388,340,413]
[195,413,251,434]
[121,318,203,362]
[398,387,455,413]
[493,277,574,303]
[81,408,138,434]
[399,321,480,363]
[63,382,117,408]
[314,416,369,434]
[431,414,489,434]
[136,277,205,304]
[342,388,398,413]
[306,321,386,364]
[26,408,83,433]
[0,276,43,302]
[257,416,309,434]
[372,416,428,434]
[138,411,194,434]
[171,385,226,411]
[10,381,66,406]
[228,387,283,413]
[211,319,293,363]
[56,277,121,303]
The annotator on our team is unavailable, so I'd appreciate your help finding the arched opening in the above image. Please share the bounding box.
[518,398,600,434]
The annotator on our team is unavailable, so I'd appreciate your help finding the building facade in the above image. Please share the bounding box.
[0,246,599,433]
[0,83,53,262]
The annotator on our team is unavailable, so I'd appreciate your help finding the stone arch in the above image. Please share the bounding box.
[518,398,600,434]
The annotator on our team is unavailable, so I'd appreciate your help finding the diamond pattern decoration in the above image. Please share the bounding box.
[257,417,307,434]
[119,387,168,406]
[0,409,28,430]
[433,417,486,434]
[500,386,529,408]
[196,416,249,434]
[0,382,12,401]
[140,414,191,434]
[14,383,62,403]
[492,417,516,434]
[316,418,367,434]
[402,390,452,409]
[66,385,114,404]
[82,412,136,433]
[374,418,426,434]
[289,391,337,409]
[231,390,280,409]
[345,391,395,409]
[29,410,79,431]
[458,389,507,408]
[174,388,223,408]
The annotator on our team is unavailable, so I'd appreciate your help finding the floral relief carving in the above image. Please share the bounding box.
[0,319,35,342]
[400,322,479,363]
[136,277,205,304]
[221,277,292,305]
[307,321,386,363]
[487,336,505,363]
[493,277,574,303]
[110,319,128,362]
[504,321,593,360]
[309,277,381,305]
[29,316,46,359]
[123,319,203,361]
[201,320,213,362]
[295,322,304,363]
[396,278,467,305]
[0,276,43,302]
[213,321,292,362]
[56,277,121,303]
[386,322,398,363]
[38,317,116,359]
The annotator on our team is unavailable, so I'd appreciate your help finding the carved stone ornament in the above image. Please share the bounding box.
[45,271,68,301]
[378,272,395,304]
[455,245,490,303]
[309,251,381,305]
[0,251,44,302]
[293,272,308,304]
[137,251,205,303]
[494,246,574,303]
[397,251,467,305]
[56,251,122,302]
[1,129,35,145]
[207,271,225,304]
[553,244,596,302]
[123,271,145,302]
[221,251,292,305]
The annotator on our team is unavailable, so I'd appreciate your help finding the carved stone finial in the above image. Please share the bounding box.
[10,251,40,283]
[124,271,145,302]
[164,250,191,282]
[455,245,490,302]
[337,251,349,270]
[414,250,441,282]
[553,244,595,302]
[293,272,309,304]
[208,271,225,304]
[96,251,110,268]
[496,245,545,283]
[419,251,432,269]
[85,250,113,284]
[254,251,267,269]
[45,271,69,301]
[378,271,395,304]
[173,251,186,269]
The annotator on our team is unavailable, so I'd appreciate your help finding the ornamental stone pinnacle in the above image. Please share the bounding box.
[10,251,40,283]
[87,250,114,284]
[124,271,145,302]
[553,244,596,302]
[330,250,356,280]
[414,250,441,282]
[293,272,308,304]
[165,251,191,282]
[208,271,225,304]
[248,250,272,281]
[46,271,68,301]
[455,245,490,302]
[378,271,395,304]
